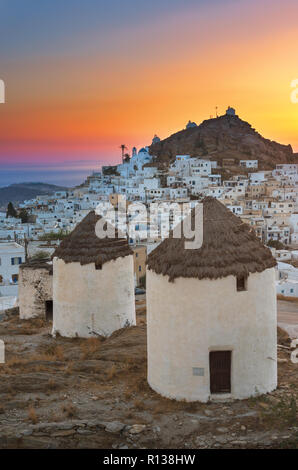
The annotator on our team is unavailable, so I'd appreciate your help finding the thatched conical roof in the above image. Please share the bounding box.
[53,211,132,269]
[147,197,276,282]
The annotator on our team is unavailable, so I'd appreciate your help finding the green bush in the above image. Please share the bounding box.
[31,251,50,261]
[38,230,68,241]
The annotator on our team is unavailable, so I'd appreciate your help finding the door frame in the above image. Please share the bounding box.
[209,349,233,395]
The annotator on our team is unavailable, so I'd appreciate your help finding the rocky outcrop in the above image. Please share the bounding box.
[149,114,296,169]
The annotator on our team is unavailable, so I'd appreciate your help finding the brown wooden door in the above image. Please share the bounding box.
[209,351,231,394]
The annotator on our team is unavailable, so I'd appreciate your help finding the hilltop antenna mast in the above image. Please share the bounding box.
[215,106,218,118]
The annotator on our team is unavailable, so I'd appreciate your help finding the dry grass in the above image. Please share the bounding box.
[80,337,101,359]
[47,378,58,390]
[6,356,27,367]
[277,294,298,302]
[134,399,146,411]
[28,406,38,424]
[32,364,50,373]
[106,364,117,381]
[122,357,138,373]
[277,326,292,347]
[256,394,298,427]
[11,317,47,336]
[62,402,77,418]
[48,411,63,423]
[64,361,74,376]
[43,344,65,361]
[151,396,196,415]
[123,390,132,400]
[124,411,134,420]
[182,401,200,412]
[7,386,16,397]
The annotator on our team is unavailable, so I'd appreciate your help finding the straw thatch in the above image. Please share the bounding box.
[147,197,276,282]
[52,211,132,269]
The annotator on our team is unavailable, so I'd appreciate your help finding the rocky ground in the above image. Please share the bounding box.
[0,297,297,449]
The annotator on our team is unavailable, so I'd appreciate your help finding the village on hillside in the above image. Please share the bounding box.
[0,108,297,450]
[1,108,298,311]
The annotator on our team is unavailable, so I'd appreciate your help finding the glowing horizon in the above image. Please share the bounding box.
[0,0,297,180]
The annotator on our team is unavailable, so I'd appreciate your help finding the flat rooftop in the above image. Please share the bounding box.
[0,242,24,252]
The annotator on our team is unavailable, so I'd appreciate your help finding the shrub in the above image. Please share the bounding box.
[267,239,285,250]
[62,403,77,418]
[38,230,69,241]
[30,251,49,261]
[106,364,117,381]
[28,406,38,424]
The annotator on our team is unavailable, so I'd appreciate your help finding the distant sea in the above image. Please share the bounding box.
[0,160,111,188]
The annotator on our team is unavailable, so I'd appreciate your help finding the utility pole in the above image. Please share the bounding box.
[24,235,28,262]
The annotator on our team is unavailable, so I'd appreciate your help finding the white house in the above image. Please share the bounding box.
[227,204,243,215]
[273,164,298,180]
[0,242,25,297]
[250,172,267,184]
[276,279,298,297]
[240,160,258,169]
[146,197,277,402]
[274,250,291,261]
[290,213,298,244]
[276,261,298,282]
[117,147,153,177]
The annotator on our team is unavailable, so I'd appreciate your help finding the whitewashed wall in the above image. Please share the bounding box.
[147,267,277,402]
[19,267,53,319]
[0,243,25,297]
[53,255,136,338]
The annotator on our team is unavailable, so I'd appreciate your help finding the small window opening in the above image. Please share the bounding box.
[45,300,53,321]
[236,275,247,292]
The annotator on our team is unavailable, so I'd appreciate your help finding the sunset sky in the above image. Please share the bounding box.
[0,0,297,186]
